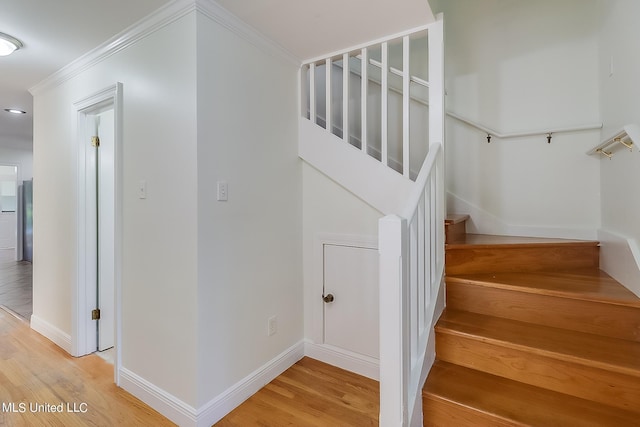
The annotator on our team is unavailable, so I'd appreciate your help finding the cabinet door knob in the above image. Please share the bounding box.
[323,293,334,303]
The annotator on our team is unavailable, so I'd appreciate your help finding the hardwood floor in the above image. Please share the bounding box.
[216,357,379,426]
[0,248,32,320]
[0,307,174,426]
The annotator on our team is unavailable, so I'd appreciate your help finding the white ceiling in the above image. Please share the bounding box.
[0,0,172,150]
[217,0,435,61]
[0,0,434,150]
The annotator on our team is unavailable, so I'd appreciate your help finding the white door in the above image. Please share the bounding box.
[323,244,379,359]
[96,109,115,351]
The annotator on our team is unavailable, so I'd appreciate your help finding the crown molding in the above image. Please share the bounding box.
[30,0,301,96]
[195,0,300,66]
[30,0,197,96]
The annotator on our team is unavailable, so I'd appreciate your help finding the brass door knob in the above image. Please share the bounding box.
[323,293,334,303]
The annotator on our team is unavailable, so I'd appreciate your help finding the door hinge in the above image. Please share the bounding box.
[91,136,100,148]
[91,309,101,320]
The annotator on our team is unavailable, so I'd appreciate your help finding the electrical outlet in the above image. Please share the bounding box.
[268,315,277,336]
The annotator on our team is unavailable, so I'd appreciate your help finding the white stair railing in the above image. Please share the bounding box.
[299,14,445,427]
[301,23,435,180]
[379,142,445,427]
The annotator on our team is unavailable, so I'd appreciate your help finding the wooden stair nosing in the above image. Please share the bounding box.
[445,234,600,250]
[423,361,640,427]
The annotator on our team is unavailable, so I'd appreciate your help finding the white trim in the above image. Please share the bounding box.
[304,341,379,381]
[120,341,304,426]
[119,367,198,427]
[197,341,305,426]
[30,315,72,354]
[446,191,598,241]
[598,229,640,298]
[29,0,300,96]
[72,84,124,390]
[30,0,196,96]
[196,0,299,65]
[299,118,413,215]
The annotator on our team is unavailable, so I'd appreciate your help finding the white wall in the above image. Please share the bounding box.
[195,10,303,408]
[597,0,640,295]
[32,11,199,408]
[302,163,382,344]
[433,0,601,239]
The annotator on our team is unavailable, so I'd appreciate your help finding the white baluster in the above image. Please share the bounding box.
[326,58,332,133]
[381,42,388,166]
[403,36,410,178]
[343,53,349,143]
[309,63,316,125]
[361,48,368,153]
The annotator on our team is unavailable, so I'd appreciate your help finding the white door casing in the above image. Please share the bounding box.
[73,83,122,384]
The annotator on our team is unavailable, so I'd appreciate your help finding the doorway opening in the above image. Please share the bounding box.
[73,83,122,384]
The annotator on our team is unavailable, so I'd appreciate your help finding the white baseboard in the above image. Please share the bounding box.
[30,315,72,354]
[304,341,379,381]
[197,340,305,427]
[598,229,640,297]
[447,192,597,240]
[119,341,305,427]
[119,367,197,426]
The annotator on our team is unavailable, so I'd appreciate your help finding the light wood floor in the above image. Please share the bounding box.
[0,307,175,426]
[216,357,379,426]
[0,248,32,320]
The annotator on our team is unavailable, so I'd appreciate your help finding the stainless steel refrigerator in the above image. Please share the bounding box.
[19,180,32,262]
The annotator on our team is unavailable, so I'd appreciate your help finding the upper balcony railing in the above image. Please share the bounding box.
[300,20,443,181]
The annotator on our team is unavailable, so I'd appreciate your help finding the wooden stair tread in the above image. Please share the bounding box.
[446,233,599,249]
[423,361,640,426]
[445,214,470,225]
[446,269,640,307]
[437,309,640,377]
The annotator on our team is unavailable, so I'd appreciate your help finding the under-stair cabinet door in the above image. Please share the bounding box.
[323,244,379,359]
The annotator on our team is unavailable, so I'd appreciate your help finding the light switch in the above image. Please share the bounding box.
[217,181,228,201]
[138,180,147,199]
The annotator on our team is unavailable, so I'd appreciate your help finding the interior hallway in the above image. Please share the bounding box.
[0,248,32,320]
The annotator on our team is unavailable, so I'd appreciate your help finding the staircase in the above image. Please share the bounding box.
[423,215,640,426]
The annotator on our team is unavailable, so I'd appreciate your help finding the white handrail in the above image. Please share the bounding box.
[362,57,430,88]
[448,110,602,142]
[302,24,431,65]
[401,144,441,219]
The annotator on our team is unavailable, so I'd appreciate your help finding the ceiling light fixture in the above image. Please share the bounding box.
[4,109,26,114]
[0,32,23,56]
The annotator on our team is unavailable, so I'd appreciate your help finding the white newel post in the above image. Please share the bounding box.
[379,214,409,427]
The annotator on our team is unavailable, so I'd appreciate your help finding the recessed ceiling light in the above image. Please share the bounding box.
[4,109,26,114]
[0,32,23,56]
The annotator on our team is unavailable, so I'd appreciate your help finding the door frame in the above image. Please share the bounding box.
[72,83,123,384]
